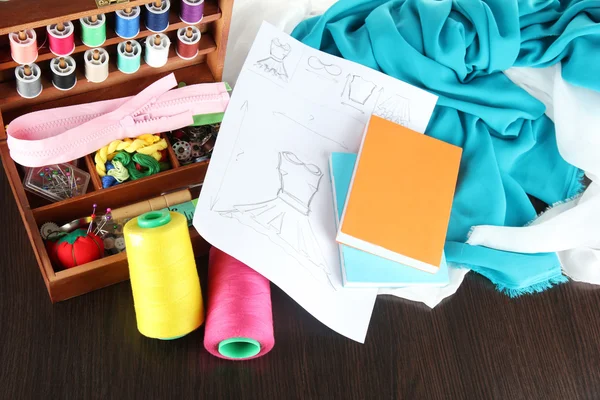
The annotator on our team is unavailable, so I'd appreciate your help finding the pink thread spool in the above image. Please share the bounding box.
[9,29,38,65]
[204,247,275,360]
[47,21,75,56]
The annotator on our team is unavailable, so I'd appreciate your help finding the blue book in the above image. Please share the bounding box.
[330,152,450,287]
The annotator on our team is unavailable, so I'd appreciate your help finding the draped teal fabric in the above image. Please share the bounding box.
[292,0,599,295]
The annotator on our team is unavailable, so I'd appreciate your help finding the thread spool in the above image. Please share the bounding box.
[180,0,204,24]
[15,63,42,99]
[115,6,141,39]
[144,34,170,68]
[47,21,75,56]
[9,29,38,65]
[84,48,109,83]
[80,14,106,47]
[176,26,201,60]
[124,210,204,339]
[50,56,77,91]
[204,247,275,360]
[117,40,142,74]
[145,0,170,33]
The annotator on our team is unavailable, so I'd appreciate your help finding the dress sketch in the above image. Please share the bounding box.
[375,94,411,126]
[219,151,332,286]
[256,38,292,82]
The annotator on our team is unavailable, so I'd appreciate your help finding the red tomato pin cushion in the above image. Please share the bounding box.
[52,229,104,269]
[45,240,61,267]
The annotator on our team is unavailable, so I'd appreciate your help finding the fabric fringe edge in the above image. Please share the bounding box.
[495,274,569,298]
[450,262,569,298]
[567,167,587,199]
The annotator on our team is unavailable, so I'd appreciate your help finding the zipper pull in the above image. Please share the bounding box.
[120,115,135,128]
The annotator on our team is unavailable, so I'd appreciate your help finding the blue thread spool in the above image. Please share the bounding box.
[115,6,141,39]
[145,0,170,33]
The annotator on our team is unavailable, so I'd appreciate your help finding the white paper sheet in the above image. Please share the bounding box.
[194,22,438,342]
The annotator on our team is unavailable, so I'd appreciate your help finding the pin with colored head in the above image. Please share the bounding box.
[87,203,98,234]
[94,208,112,236]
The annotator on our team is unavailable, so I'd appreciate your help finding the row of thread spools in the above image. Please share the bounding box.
[9,0,204,99]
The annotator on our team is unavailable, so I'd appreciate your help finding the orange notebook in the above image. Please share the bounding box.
[336,115,462,273]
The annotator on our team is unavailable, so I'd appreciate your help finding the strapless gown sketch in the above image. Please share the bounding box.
[218,151,333,286]
[256,38,292,82]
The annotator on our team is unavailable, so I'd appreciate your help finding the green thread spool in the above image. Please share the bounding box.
[80,14,106,47]
[117,40,141,74]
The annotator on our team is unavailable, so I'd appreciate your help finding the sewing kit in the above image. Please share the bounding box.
[0,0,233,302]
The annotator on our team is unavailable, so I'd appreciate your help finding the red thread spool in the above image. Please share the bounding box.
[47,21,75,56]
[176,26,201,60]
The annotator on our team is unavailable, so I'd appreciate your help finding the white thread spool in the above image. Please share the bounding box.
[50,56,77,91]
[84,48,109,83]
[9,29,38,65]
[15,63,42,99]
[47,21,75,56]
[145,34,170,68]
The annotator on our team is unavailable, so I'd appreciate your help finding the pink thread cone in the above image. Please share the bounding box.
[204,247,275,360]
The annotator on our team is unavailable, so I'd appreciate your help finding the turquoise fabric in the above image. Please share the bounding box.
[292,0,599,295]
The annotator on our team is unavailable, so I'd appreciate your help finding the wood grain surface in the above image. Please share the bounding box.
[1,168,600,400]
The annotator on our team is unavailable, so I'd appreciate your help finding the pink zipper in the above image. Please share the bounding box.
[7,73,230,167]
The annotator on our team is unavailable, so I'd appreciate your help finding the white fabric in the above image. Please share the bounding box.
[378,267,469,308]
[222,0,468,308]
[468,64,600,285]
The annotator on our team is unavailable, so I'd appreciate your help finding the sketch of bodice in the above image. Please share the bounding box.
[270,38,291,61]
[277,151,323,215]
[345,75,376,105]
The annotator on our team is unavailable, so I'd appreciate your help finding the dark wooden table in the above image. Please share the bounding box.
[1,169,600,400]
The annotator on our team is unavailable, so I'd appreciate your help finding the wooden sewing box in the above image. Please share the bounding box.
[0,0,233,302]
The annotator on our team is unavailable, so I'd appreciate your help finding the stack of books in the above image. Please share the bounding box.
[330,115,462,288]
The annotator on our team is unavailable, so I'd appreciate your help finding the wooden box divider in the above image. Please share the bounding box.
[164,135,182,169]
[0,0,233,302]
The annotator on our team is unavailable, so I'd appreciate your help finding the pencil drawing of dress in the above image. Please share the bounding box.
[256,38,292,82]
[219,151,332,285]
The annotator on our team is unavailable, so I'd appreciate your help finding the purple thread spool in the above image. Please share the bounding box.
[180,0,204,24]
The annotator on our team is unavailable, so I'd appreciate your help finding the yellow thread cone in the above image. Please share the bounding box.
[124,210,204,339]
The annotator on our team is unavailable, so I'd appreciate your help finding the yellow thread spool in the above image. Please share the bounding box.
[124,210,204,339]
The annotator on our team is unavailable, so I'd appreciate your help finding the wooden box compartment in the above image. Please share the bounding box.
[0,0,233,302]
